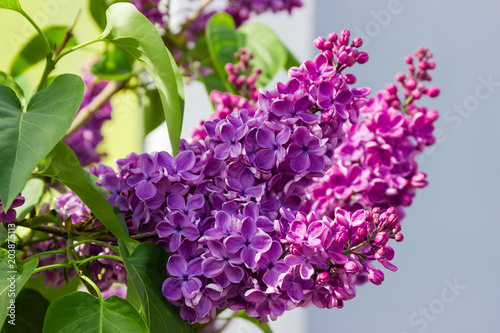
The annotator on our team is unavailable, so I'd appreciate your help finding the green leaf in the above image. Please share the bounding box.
[0,250,39,327]
[99,3,184,155]
[1,289,49,332]
[42,292,148,333]
[0,224,7,246]
[91,45,136,81]
[0,74,84,211]
[0,0,21,11]
[15,178,45,220]
[23,274,80,303]
[89,0,108,30]
[233,310,274,333]
[205,13,239,94]
[83,169,111,197]
[284,46,300,70]
[119,241,192,333]
[142,87,164,137]
[236,22,287,88]
[0,72,23,101]
[10,26,78,78]
[36,142,129,240]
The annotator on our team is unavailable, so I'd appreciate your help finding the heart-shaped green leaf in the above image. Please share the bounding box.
[37,142,129,240]
[2,288,50,332]
[0,71,23,101]
[119,241,193,333]
[0,0,21,11]
[99,3,184,155]
[0,74,84,210]
[0,251,39,327]
[42,292,148,333]
[10,26,78,78]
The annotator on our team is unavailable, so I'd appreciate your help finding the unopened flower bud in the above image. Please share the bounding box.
[339,29,350,46]
[314,37,326,49]
[386,83,398,95]
[289,243,302,255]
[412,89,423,99]
[323,41,333,50]
[386,207,396,215]
[356,227,368,239]
[395,233,404,242]
[425,86,440,97]
[368,268,384,285]
[344,261,359,274]
[404,55,413,64]
[323,50,333,62]
[356,52,369,64]
[345,74,357,84]
[317,272,330,285]
[352,37,363,48]
[405,78,417,90]
[327,32,338,42]
[395,72,406,82]
[374,231,389,246]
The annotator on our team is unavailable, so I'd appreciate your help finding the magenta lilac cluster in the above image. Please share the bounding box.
[0,195,24,223]
[131,0,165,26]
[28,190,125,291]
[225,0,303,26]
[303,47,440,219]
[86,30,393,323]
[64,70,113,167]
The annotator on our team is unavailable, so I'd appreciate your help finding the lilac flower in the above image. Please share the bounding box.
[257,242,289,287]
[156,212,200,251]
[284,245,324,280]
[255,126,290,170]
[302,54,336,84]
[214,122,248,159]
[0,195,24,223]
[157,150,198,182]
[271,96,318,124]
[225,217,272,268]
[317,81,353,120]
[287,127,326,172]
[203,211,240,241]
[201,241,245,287]
[226,168,265,199]
[127,154,161,200]
[167,193,204,216]
[162,255,203,301]
[55,191,90,223]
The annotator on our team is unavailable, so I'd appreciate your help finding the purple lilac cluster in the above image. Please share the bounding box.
[131,0,166,26]
[28,190,125,291]
[225,0,303,26]
[88,30,393,323]
[191,48,261,142]
[0,195,24,223]
[303,47,440,219]
[64,70,113,167]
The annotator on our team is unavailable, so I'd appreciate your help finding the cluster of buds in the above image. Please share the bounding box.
[225,48,262,101]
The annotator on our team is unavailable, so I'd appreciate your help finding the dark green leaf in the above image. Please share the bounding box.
[0,0,21,11]
[83,169,111,197]
[1,289,49,332]
[42,292,148,333]
[142,87,164,137]
[99,3,184,155]
[233,310,274,333]
[15,178,45,220]
[23,274,80,303]
[37,142,129,240]
[91,45,136,81]
[0,72,23,100]
[89,0,107,30]
[205,13,239,94]
[236,22,287,88]
[0,250,38,327]
[0,74,84,211]
[10,26,78,78]
[119,241,192,333]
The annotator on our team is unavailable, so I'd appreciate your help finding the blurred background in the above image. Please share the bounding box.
[1,1,499,332]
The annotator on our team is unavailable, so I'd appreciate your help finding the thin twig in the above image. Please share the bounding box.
[63,80,127,140]
[54,10,81,59]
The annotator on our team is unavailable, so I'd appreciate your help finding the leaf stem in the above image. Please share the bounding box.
[77,254,123,267]
[20,249,67,264]
[71,240,119,253]
[32,263,73,274]
[54,9,81,59]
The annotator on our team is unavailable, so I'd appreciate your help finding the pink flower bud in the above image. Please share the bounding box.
[412,89,423,99]
[323,41,333,50]
[323,50,333,62]
[387,214,398,226]
[425,86,440,97]
[411,172,428,188]
[327,32,338,42]
[314,37,326,49]
[356,52,369,64]
[316,272,330,285]
[344,261,359,274]
[395,72,406,82]
[339,29,350,46]
[404,55,413,64]
[374,232,389,246]
[289,243,302,255]
[405,78,417,90]
[352,37,363,48]
[394,233,404,242]
[368,268,384,285]
[386,83,398,94]
[356,227,368,239]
